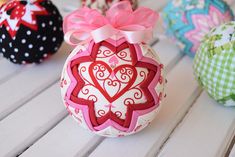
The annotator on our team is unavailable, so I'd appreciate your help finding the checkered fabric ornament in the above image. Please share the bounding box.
[162,0,234,57]
[0,0,64,64]
[193,21,235,106]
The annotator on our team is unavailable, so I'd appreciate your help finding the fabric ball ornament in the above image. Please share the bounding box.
[193,21,235,107]
[162,0,234,57]
[61,2,165,137]
[0,0,64,64]
[81,0,138,14]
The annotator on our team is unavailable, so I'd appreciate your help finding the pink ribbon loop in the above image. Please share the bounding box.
[91,24,117,43]
[64,1,158,45]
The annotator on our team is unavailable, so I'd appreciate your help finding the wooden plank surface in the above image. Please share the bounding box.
[21,117,103,157]
[229,144,235,157]
[0,43,71,120]
[0,59,23,85]
[152,39,183,73]
[0,83,68,157]
[158,92,235,157]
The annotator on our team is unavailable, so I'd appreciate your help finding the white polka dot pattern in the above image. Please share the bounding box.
[0,0,64,64]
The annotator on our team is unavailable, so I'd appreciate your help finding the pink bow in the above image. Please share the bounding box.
[64,1,158,45]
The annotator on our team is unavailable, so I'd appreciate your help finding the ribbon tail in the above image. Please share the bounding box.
[121,29,153,44]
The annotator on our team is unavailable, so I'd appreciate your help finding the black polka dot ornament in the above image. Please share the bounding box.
[0,0,64,64]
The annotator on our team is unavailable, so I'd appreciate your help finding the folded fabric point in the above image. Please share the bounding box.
[162,0,234,57]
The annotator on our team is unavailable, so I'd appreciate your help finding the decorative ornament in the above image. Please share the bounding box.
[193,21,235,106]
[0,0,64,64]
[61,1,165,137]
[81,0,138,14]
[162,0,234,57]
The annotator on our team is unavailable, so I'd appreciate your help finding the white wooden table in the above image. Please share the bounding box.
[1,0,235,157]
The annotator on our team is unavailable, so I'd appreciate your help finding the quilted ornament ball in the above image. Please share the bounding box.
[0,0,64,64]
[162,0,234,57]
[193,21,235,106]
[61,2,165,137]
[61,39,165,137]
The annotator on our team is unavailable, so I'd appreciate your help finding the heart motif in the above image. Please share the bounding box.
[68,40,160,129]
[89,60,137,103]
[103,79,121,97]
[109,56,119,67]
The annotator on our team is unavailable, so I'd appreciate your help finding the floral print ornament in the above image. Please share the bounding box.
[193,21,235,107]
[162,0,234,57]
[61,1,165,137]
[0,0,64,64]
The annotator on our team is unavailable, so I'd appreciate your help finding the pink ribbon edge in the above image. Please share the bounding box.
[63,1,159,45]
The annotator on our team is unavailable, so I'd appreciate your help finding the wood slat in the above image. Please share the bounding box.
[86,57,201,157]
[152,39,183,73]
[158,92,235,157]
[18,38,184,157]
[21,116,103,157]
[0,59,23,85]
[0,43,72,120]
[0,83,67,157]
[229,144,235,157]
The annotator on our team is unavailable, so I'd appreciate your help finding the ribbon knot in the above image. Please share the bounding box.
[63,1,158,45]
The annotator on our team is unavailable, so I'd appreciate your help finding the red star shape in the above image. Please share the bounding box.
[0,0,48,38]
[68,40,161,129]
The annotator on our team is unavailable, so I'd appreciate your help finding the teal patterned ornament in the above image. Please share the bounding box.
[162,0,234,57]
[193,21,235,106]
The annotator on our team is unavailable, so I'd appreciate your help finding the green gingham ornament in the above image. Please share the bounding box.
[193,21,235,107]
